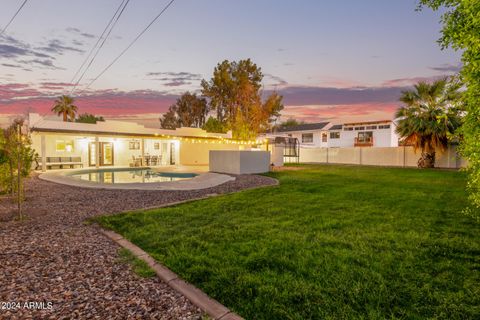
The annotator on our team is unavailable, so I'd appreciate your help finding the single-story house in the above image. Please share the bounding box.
[28,113,263,171]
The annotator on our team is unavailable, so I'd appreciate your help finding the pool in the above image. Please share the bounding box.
[67,168,198,184]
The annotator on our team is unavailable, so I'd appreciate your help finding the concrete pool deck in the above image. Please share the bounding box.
[38,166,235,190]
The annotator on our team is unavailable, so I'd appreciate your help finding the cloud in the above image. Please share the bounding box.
[429,63,462,73]
[0,83,177,116]
[37,39,85,54]
[163,81,191,87]
[0,44,51,59]
[381,75,446,87]
[146,71,202,81]
[145,71,202,88]
[66,27,95,39]
[1,63,24,69]
[18,58,64,70]
[272,85,406,106]
[0,35,64,69]
[264,74,288,86]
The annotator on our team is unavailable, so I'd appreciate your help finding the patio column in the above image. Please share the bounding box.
[40,134,46,172]
[95,136,100,168]
[141,138,145,165]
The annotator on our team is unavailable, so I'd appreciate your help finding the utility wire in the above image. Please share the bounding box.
[70,0,128,85]
[0,0,28,36]
[71,0,131,93]
[78,0,176,94]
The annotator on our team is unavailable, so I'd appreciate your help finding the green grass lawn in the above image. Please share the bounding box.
[96,165,480,319]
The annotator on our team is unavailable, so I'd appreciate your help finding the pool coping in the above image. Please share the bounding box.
[38,167,236,190]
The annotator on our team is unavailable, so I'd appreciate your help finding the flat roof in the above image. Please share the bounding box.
[343,120,392,126]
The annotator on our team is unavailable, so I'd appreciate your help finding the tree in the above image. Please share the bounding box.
[52,95,78,122]
[159,107,179,130]
[76,113,105,124]
[202,116,227,133]
[417,1,480,214]
[159,92,209,129]
[0,118,35,219]
[395,78,463,168]
[201,59,284,139]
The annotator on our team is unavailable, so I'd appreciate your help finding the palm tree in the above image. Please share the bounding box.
[52,95,78,122]
[395,77,463,168]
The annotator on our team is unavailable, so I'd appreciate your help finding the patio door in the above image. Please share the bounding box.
[89,142,114,166]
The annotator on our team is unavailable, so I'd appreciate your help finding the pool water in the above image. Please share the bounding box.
[67,168,198,184]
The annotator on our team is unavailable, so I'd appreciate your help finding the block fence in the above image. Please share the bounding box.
[298,145,467,169]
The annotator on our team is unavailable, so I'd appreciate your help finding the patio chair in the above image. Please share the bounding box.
[150,156,158,166]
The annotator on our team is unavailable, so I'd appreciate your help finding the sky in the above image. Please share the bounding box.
[0,0,461,127]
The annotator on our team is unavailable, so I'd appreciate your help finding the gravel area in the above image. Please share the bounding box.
[0,174,277,319]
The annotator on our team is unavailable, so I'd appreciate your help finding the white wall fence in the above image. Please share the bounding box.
[298,145,467,169]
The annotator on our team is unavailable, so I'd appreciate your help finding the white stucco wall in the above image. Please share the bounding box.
[298,145,465,168]
[179,142,242,166]
[209,150,270,174]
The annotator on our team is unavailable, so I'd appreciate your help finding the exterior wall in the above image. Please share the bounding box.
[209,150,270,174]
[31,132,180,168]
[331,126,398,147]
[178,141,241,166]
[327,130,351,148]
[299,145,465,169]
[281,130,328,147]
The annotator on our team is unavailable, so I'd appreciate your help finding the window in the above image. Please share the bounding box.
[354,126,365,131]
[330,132,340,139]
[154,142,160,150]
[322,133,327,142]
[366,125,377,130]
[343,127,353,131]
[378,124,390,129]
[357,131,373,142]
[302,133,313,143]
[129,141,141,150]
[56,140,74,152]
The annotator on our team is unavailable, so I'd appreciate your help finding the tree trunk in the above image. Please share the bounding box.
[417,151,436,168]
[63,112,67,122]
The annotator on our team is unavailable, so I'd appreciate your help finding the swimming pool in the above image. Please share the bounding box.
[67,168,198,184]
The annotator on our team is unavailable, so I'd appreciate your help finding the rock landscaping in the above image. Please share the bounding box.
[0,174,277,319]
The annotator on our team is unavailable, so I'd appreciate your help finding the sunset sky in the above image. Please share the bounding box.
[0,0,461,127]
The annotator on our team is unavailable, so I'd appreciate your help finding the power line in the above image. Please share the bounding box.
[0,0,28,36]
[70,0,131,93]
[70,0,128,84]
[78,0,176,94]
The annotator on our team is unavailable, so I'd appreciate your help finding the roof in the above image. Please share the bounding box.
[277,122,330,132]
[27,113,231,139]
[343,120,392,126]
[328,124,343,131]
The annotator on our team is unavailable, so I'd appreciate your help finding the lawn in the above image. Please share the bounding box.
[96,165,480,319]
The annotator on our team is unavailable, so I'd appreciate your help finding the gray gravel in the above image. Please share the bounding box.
[0,174,277,319]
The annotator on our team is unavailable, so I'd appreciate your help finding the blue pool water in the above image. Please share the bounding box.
[67,168,197,184]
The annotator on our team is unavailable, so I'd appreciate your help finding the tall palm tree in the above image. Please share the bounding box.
[52,95,78,122]
[395,77,463,168]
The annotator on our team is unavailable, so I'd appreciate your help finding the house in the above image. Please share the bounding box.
[269,120,399,148]
[274,122,331,147]
[328,120,399,148]
[27,113,261,171]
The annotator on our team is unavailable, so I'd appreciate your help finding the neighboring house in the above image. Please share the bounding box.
[330,120,399,148]
[275,122,331,147]
[269,120,399,148]
[27,113,256,171]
